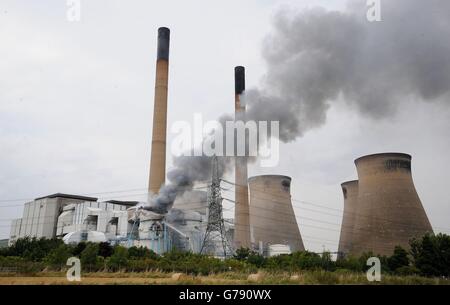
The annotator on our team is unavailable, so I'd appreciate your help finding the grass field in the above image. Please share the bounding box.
[0,271,449,285]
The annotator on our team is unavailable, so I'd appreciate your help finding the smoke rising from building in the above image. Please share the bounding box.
[147,0,450,213]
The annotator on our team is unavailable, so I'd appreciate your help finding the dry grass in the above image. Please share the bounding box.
[0,270,448,285]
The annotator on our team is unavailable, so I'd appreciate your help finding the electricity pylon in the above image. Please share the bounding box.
[200,155,232,258]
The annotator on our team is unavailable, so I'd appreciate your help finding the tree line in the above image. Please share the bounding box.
[0,233,448,277]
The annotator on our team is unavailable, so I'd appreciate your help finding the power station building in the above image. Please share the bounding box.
[338,153,433,257]
[9,193,135,245]
[8,27,305,257]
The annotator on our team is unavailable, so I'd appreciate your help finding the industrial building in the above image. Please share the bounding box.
[339,153,434,257]
[10,26,432,261]
[9,193,135,245]
[7,26,316,258]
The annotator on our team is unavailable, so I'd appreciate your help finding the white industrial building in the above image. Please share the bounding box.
[9,191,235,257]
[9,193,136,245]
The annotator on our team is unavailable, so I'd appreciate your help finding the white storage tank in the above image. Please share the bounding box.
[268,244,292,257]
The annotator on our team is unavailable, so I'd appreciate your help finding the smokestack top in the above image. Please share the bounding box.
[157,27,170,61]
[235,66,245,95]
[248,174,291,183]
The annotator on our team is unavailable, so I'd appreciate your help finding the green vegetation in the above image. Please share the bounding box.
[0,234,449,283]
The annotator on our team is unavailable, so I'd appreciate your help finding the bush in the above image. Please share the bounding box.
[107,246,129,271]
[387,246,410,272]
[410,233,450,277]
[7,237,64,261]
[290,251,329,271]
[394,266,420,276]
[126,259,158,272]
[44,244,72,270]
[80,243,99,272]
[0,256,45,274]
[224,258,255,273]
[128,246,159,260]
[98,242,114,258]
[336,256,364,272]
[72,242,87,257]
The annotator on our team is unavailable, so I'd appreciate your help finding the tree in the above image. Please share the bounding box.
[233,248,251,261]
[247,252,266,268]
[128,246,158,260]
[80,243,99,271]
[387,246,410,272]
[98,242,113,258]
[7,237,63,261]
[107,246,128,271]
[72,242,87,257]
[45,244,71,270]
[410,233,450,277]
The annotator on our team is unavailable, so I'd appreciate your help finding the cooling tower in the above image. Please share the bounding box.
[233,66,252,249]
[350,153,433,256]
[248,175,305,252]
[337,180,359,258]
[149,27,170,194]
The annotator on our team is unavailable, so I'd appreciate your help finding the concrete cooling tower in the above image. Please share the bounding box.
[248,175,304,252]
[337,180,358,258]
[350,153,433,256]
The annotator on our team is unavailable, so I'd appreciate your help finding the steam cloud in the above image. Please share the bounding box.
[146,0,450,213]
[247,0,450,141]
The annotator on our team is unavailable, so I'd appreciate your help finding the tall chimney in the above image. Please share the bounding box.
[149,27,170,194]
[234,66,252,249]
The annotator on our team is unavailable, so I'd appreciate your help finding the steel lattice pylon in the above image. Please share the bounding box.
[200,155,233,258]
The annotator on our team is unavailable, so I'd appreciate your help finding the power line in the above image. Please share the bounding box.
[225,180,450,232]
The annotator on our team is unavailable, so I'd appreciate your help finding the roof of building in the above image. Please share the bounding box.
[34,193,98,202]
[104,200,139,207]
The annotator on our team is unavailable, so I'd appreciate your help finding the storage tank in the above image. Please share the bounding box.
[248,175,304,252]
[350,153,433,256]
[337,180,358,258]
[268,244,292,257]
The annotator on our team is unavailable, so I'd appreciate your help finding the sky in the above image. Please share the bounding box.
[0,0,449,252]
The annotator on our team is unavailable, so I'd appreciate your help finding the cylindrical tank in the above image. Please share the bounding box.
[337,180,359,258]
[248,175,305,252]
[350,153,433,256]
[268,244,292,257]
